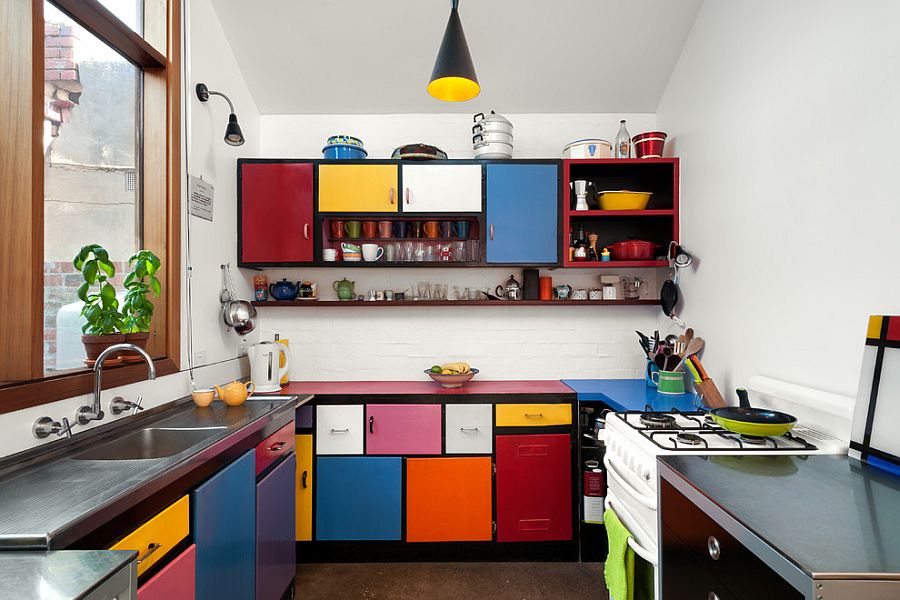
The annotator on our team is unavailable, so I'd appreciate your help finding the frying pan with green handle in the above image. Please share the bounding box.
[709,388,797,437]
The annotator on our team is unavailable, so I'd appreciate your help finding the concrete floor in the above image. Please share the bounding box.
[296,562,607,600]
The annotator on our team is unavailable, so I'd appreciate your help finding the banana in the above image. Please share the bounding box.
[441,361,471,374]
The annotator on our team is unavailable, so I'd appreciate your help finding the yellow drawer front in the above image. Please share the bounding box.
[296,434,313,541]
[495,404,572,427]
[318,164,399,212]
[111,495,189,576]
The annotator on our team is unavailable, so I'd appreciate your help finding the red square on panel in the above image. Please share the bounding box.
[887,317,900,342]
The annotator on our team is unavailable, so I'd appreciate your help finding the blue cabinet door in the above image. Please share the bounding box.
[193,449,256,600]
[486,163,559,264]
[257,454,296,600]
[315,457,401,540]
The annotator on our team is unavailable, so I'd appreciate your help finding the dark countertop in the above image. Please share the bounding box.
[0,394,309,549]
[0,550,135,599]
[562,378,700,412]
[284,380,574,396]
[660,454,900,578]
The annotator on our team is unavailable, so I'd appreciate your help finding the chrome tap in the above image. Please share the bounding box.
[77,343,156,426]
[33,417,73,439]
[110,395,144,416]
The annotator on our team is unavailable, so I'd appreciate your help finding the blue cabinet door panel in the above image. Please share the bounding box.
[193,449,256,600]
[486,163,559,264]
[257,454,297,600]
[315,457,401,540]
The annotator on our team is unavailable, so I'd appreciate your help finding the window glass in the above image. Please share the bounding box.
[96,0,144,36]
[43,1,142,374]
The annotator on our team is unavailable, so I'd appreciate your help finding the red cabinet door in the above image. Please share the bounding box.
[366,404,442,455]
[240,161,314,264]
[495,434,572,542]
[137,544,196,600]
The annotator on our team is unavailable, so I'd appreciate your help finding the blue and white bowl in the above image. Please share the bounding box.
[323,143,368,160]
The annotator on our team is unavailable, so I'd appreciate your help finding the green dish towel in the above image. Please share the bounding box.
[604,506,635,600]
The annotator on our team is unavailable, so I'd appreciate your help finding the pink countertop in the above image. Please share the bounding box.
[282,380,574,396]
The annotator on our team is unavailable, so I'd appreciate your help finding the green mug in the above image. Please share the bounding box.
[344,220,361,239]
[651,370,686,395]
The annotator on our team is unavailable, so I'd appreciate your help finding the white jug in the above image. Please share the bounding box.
[248,341,291,392]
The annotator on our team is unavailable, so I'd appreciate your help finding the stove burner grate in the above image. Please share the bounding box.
[739,434,777,448]
[640,412,677,429]
[674,433,707,447]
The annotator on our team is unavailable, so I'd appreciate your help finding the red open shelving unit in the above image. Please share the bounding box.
[561,157,679,269]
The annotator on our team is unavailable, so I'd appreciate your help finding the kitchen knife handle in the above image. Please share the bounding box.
[303,223,310,240]
[490,224,494,240]
[369,416,374,434]
[301,470,308,489]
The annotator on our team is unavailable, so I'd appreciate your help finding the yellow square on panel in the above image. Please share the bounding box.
[867,316,884,340]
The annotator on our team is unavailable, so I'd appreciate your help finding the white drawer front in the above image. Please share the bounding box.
[316,405,364,455]
[445,404,493,454]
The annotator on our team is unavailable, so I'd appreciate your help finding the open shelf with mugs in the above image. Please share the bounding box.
[562,158,679,269]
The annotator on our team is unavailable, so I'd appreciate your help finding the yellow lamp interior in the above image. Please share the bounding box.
[427,76,480,102]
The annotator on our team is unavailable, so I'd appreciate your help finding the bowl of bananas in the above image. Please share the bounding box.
[425,362,479,388]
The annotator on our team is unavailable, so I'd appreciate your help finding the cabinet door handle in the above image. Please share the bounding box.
[301,470,308,489]
[330,428,350,433]
[268,441,286,452]
[137,542,162,564]
[707,536,721,560]
[460,426,479,432]
[303,223,310,240]
[490,224,494,240]
[389,187,395,204]
[369,416,374,434]
[405,187,410,205]
[524,413,544,418]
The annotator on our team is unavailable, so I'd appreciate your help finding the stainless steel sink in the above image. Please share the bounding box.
[72,427,228,461]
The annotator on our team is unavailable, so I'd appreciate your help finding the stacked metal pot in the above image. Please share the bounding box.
[472,111,513,159]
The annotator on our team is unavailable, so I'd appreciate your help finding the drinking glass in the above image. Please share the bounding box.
[453,241,466,262]
[424,243,436,262]
[468,287,482,300]
[414,242,425,262]
[453,286,464,301]
[402,241,414,262]
[435,283,448,300]
[466,239,480,262]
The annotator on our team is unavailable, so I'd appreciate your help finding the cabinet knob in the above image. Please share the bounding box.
[707,535,721,560]
[369,416,374,434]
[389,188,395,204]
[490,224,495,240]
[301,470,308,489]
[304,223,310,240]
[405,187,410,205]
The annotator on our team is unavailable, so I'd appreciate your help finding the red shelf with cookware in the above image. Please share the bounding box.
[562,158,679,268]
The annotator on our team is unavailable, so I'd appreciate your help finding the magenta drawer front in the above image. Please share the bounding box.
[366,404,442,455]
[256,422,295,476]
[137,544,196,600]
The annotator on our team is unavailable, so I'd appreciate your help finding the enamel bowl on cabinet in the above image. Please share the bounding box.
[425,368,479,388]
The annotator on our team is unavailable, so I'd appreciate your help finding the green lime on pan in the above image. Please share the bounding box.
[430,365,443,373]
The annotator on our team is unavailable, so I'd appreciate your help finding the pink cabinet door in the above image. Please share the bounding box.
[137,544,196,600]
[366,404,442,455]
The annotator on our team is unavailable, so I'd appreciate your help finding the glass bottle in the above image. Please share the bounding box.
[615,119,631,158]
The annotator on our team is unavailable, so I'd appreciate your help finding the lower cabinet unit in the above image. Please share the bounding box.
[257,454,297,600]
[193,449,256,600]
[296,434,313,541]
[495,434,572,542]
[316,457,402,540]
[406,457,493,542]
[137,545,196,600]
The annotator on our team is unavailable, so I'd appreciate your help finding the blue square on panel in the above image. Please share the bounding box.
[315,457,402,540]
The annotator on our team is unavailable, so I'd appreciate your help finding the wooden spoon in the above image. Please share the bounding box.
[674,337,705,370]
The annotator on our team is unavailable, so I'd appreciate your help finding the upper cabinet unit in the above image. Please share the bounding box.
[485,162,560,264]
[400,164,482,212]
[318,163,399,213]
[239,160,315,266]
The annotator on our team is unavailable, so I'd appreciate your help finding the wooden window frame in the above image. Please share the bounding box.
[0,0,181,414]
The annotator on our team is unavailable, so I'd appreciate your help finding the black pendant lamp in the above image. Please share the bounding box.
[427,0,479,102]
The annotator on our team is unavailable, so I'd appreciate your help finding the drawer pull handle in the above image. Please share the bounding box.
[268,441,286,452]
[330,428,350,433]
[405,187,410,205]
[525,413,544,418]
[389,188,395,204]
[460,427,479,432]
[303,223,310,240]
[707,536,721,560]
[369,416,374,434]
[301,470,308,489]
[708,593,720,600]
[137,542,162,564]
[490,224,495,240]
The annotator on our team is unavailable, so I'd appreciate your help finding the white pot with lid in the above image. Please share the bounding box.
[474,139,513,159]
[472,130,513,145]
[472,111,513,136]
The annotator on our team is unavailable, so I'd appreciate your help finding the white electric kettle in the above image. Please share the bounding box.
[248,341,291,392]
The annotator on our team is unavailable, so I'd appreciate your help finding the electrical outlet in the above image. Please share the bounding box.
[238,338,248,357]
[193,349,207,365]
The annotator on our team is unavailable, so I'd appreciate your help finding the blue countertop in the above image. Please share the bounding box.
[561,378,701,412]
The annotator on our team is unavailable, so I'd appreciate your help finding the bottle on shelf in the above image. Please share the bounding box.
[615,120,631,159]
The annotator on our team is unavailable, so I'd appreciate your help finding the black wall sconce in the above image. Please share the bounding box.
[195,83,244,146]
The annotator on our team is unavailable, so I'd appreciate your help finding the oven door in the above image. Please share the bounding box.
[604,453,658,539]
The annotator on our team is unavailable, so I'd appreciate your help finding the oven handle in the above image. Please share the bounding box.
[606,496,659,566]
[604,456,656,510]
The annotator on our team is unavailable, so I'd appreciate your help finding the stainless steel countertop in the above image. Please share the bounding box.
[0,550,135,600]
[0,395,309,549]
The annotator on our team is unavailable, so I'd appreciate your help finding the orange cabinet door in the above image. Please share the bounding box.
[406,457,493,542]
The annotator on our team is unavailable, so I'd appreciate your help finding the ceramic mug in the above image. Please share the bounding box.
[572,289,588,300]
[423,221,440,239]
[555,284,572,300]
[362,221,377,238]
[322,248,337,261]
[378,221,392,238]
[393,221,408,238]
[454,220,471,239]
[408,221,422,238]
[588,288,603,300]
[330,220,345,240]
[645,359,660,388]
[344,220,361,239]
[191,388,215,407]
[440,221,453,238]
[650,370,687,395]
[361,243,384,262]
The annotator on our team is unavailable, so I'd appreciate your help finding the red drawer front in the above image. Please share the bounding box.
[256,422,295,476]
[137,544,196,600]
[495,434,572,542]
[240,162,314,264]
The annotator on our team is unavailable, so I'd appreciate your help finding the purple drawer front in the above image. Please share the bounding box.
[296,404,313,429]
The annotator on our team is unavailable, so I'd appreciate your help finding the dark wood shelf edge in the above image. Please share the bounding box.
[253,299,661,307]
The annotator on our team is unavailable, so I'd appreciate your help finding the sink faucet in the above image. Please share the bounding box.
[77,343,156,426]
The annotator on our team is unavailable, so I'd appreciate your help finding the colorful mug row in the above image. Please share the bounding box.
[330,220,471,240]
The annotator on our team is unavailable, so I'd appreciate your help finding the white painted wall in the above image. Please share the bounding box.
[657,0,900,399]
[255,113,670,381]
[0,0,257,459]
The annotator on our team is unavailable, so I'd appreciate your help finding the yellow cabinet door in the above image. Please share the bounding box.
[495,403,572,427]
[317,164,399,212]
[296,434,313,541]
[110,495,190,576]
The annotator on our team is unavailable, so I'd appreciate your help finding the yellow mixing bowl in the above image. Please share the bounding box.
[597,190,653,210]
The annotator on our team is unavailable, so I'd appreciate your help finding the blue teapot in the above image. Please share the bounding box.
[269,279,300,301]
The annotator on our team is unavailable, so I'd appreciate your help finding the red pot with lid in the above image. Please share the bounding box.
[607,240,659,261]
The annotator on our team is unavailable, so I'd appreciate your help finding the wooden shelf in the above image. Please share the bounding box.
[253,299,661,307]
[560,260,670,268]
[567,209,674,217]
